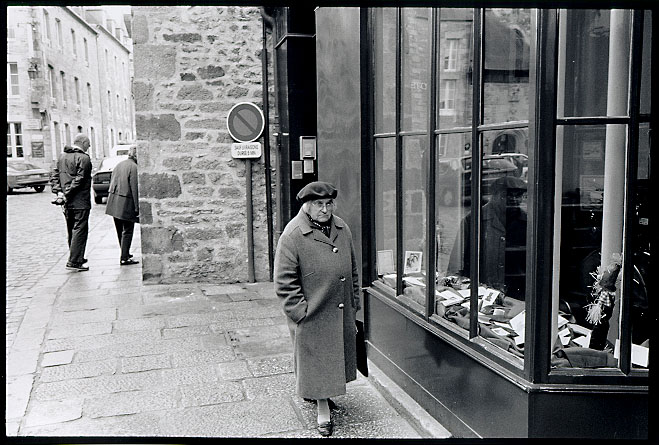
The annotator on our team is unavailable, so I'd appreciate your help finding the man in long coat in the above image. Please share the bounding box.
[274,181,361,437]
[105,147,140,265]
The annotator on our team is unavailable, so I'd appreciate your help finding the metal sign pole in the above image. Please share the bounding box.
[246,158,255,283]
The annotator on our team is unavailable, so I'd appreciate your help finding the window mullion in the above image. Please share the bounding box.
[395,7,404,297]
[468,8,483,339]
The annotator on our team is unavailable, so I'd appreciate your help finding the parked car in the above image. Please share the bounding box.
[92,155,128,203]
[436,154,520,206]
[6,159,50,194]
[110,143,135,158]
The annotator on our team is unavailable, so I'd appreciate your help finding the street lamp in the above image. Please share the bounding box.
[27,63,39,80]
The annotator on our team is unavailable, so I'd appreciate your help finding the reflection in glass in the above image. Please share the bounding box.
[398,136,428,315]
[553,125,624,369]
[375,137,397,283]
[630,124,650,368]
[374,8,397,133]
[482,8,531,125]
[640,10,652,115]
[558,10,632,118]
[437,9,473,130]
[401,8,431,132]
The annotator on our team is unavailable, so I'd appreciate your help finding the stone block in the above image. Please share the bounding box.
[133,81,154,111]
[185,132,206,140]
[139,201,153,224]
[163,33,202,43]
[246,354,294,377]
[160,364,219,386]
[24,399,83,427]
[134,45,176,80]
[85,389,178,418]
[121,354,171,373]
[6,375,34,419]
[41,350,75,367]
[184,228,224,240]
[242,373,296,400]
[33,371,164,401]
[162,156,193,170]
[180,381,244,407]
[140,173,182,198]
[197,65,226,79]
[6,349,40,375]
[136,113,181,141]
[39,359,117,383]
[180,72,196,81]
[182,172,206,184]
[177,85,214,101]
[113,317,166,332]
[217,360,253,380]
[184,118,224,129]
[132,14,149,44]
[47,322,112,339]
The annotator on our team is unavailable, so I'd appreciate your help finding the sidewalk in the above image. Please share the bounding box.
[5,211,451,439]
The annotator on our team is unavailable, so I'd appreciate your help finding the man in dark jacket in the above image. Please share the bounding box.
[50,133,93,271]
[105,146,139,265]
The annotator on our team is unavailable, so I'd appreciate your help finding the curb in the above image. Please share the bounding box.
[367,359,452,439]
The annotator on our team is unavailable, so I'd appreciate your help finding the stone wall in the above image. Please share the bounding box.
[132,6,275,284]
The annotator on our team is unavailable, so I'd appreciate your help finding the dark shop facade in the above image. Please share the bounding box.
[266,5,654,439]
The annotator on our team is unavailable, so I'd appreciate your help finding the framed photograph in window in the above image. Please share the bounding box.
[403,251,422,274]
[377,249,395,276]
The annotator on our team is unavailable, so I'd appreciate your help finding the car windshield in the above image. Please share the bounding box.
[8,162,42,171]
[98,156,128,171]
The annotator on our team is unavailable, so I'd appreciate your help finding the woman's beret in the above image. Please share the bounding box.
[296,181,338,202]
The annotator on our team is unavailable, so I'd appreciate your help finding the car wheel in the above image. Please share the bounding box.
[442,189,455,206]
[94,194,103,204]
[34,185,45,193]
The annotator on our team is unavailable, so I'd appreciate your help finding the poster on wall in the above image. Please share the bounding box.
[403,251,422,274]
[377,250,395,276]
[31,141,44,157]
[580,175,605,209]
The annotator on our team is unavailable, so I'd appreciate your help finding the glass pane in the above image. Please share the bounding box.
[630,124,650,368]
[640,10,651,115]
[482,9,531,125]
[399,135,428,315]
[558,10,632,118]
[553,125,626,369]
[374,8,397,134]
[375,137,397,289]
[437,8,474,130]
[401,8,430,132]
[435,131,472,327]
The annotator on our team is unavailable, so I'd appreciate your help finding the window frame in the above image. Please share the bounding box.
[7,122,24,158]
[7,62,20,96]
[366,6,651,386]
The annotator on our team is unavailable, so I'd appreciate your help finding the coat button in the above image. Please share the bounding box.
[338,303,345,309]
[340,276,346,282]
[332,247,339,253]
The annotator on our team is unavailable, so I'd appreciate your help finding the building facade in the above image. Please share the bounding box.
[6,6,134,168]
[131,6,276,284]
[132,5,653,439]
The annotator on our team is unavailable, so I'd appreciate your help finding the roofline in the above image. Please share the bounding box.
[60,6,98,36]
[91,21,131,54]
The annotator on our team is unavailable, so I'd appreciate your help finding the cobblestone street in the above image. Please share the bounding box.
[5,189,450,439]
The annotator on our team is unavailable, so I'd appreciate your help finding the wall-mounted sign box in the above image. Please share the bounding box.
[231,142,262,159]
[300,136,317,159]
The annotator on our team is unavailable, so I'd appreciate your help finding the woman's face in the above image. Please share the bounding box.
[307,199,335,223]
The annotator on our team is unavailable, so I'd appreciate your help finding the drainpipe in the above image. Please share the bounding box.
[260,7,275,281]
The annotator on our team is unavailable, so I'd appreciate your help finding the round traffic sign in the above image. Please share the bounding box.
[226,102,265,143]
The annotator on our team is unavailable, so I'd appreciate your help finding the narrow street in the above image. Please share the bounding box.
[5,189,450,438]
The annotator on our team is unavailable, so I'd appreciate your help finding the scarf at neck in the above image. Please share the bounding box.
[306,212,332,238]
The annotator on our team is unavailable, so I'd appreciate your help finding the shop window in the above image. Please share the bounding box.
[371,7,534,368]
[7,62,20,96]
[401,8,430,132]
[551,9,650,372]
[7,123,24,158]
[56,19,62,49]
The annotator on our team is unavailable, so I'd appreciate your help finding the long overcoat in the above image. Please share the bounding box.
[274,208,361,399]
[105,158,139,223]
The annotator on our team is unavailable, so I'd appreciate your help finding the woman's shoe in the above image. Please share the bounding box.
[317,420,333,437]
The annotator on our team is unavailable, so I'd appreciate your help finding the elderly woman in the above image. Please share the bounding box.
[274,181,361,437]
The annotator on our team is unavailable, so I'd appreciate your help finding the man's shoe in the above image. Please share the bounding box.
[66,263,89,272]
[81,258,88,264]
[120,258,139,266]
